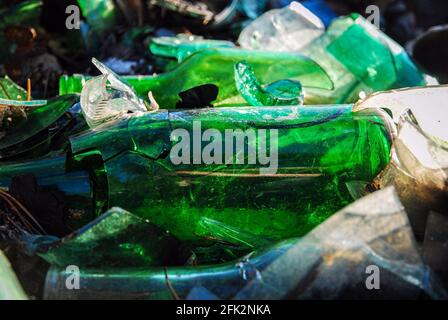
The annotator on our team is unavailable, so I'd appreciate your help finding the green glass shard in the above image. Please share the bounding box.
[234,61,304,106]
[150,35,236,62]
[60,15,425,107]
[302,14,425,104]
[42,187,447,300]
[77,0,117,34]
[39,208,190,268]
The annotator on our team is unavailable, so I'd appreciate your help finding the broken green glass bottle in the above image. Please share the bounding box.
[0,105,394,244]
[59,14,425,107]
[43,238,297,300]
[60,49,333,108]
[150,35,236,63]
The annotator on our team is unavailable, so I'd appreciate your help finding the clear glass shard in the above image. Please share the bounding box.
[238,1,325,52]
[80,58,148,128]
[374,112,448,237]
[354,85,448,148]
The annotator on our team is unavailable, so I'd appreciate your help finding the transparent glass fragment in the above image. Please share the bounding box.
[234,187,446,300]
[238,1,325,52]
[80,58,148,128]
[354,85,448,148]
[374,113,448,237]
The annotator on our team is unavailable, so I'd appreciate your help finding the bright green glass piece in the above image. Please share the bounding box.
[0,251,27,300]
[60,48,333,108]
[234,61,304,106]
[150,35,236,62]
[303,14,425,104]
[60,15,425,107]
[77,0,117,33]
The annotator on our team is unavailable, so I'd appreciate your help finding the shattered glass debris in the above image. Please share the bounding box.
[354,85,448,147]
[59,14,425,106]
[352,87,448,237]
[234,187,447,300]
[80,58,148,128]
[62,48,333,108]
[0,0,447,302]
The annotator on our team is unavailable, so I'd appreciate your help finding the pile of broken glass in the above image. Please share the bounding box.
[0,1,447,300]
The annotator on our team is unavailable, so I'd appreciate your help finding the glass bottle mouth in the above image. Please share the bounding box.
[353,107,398,147]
